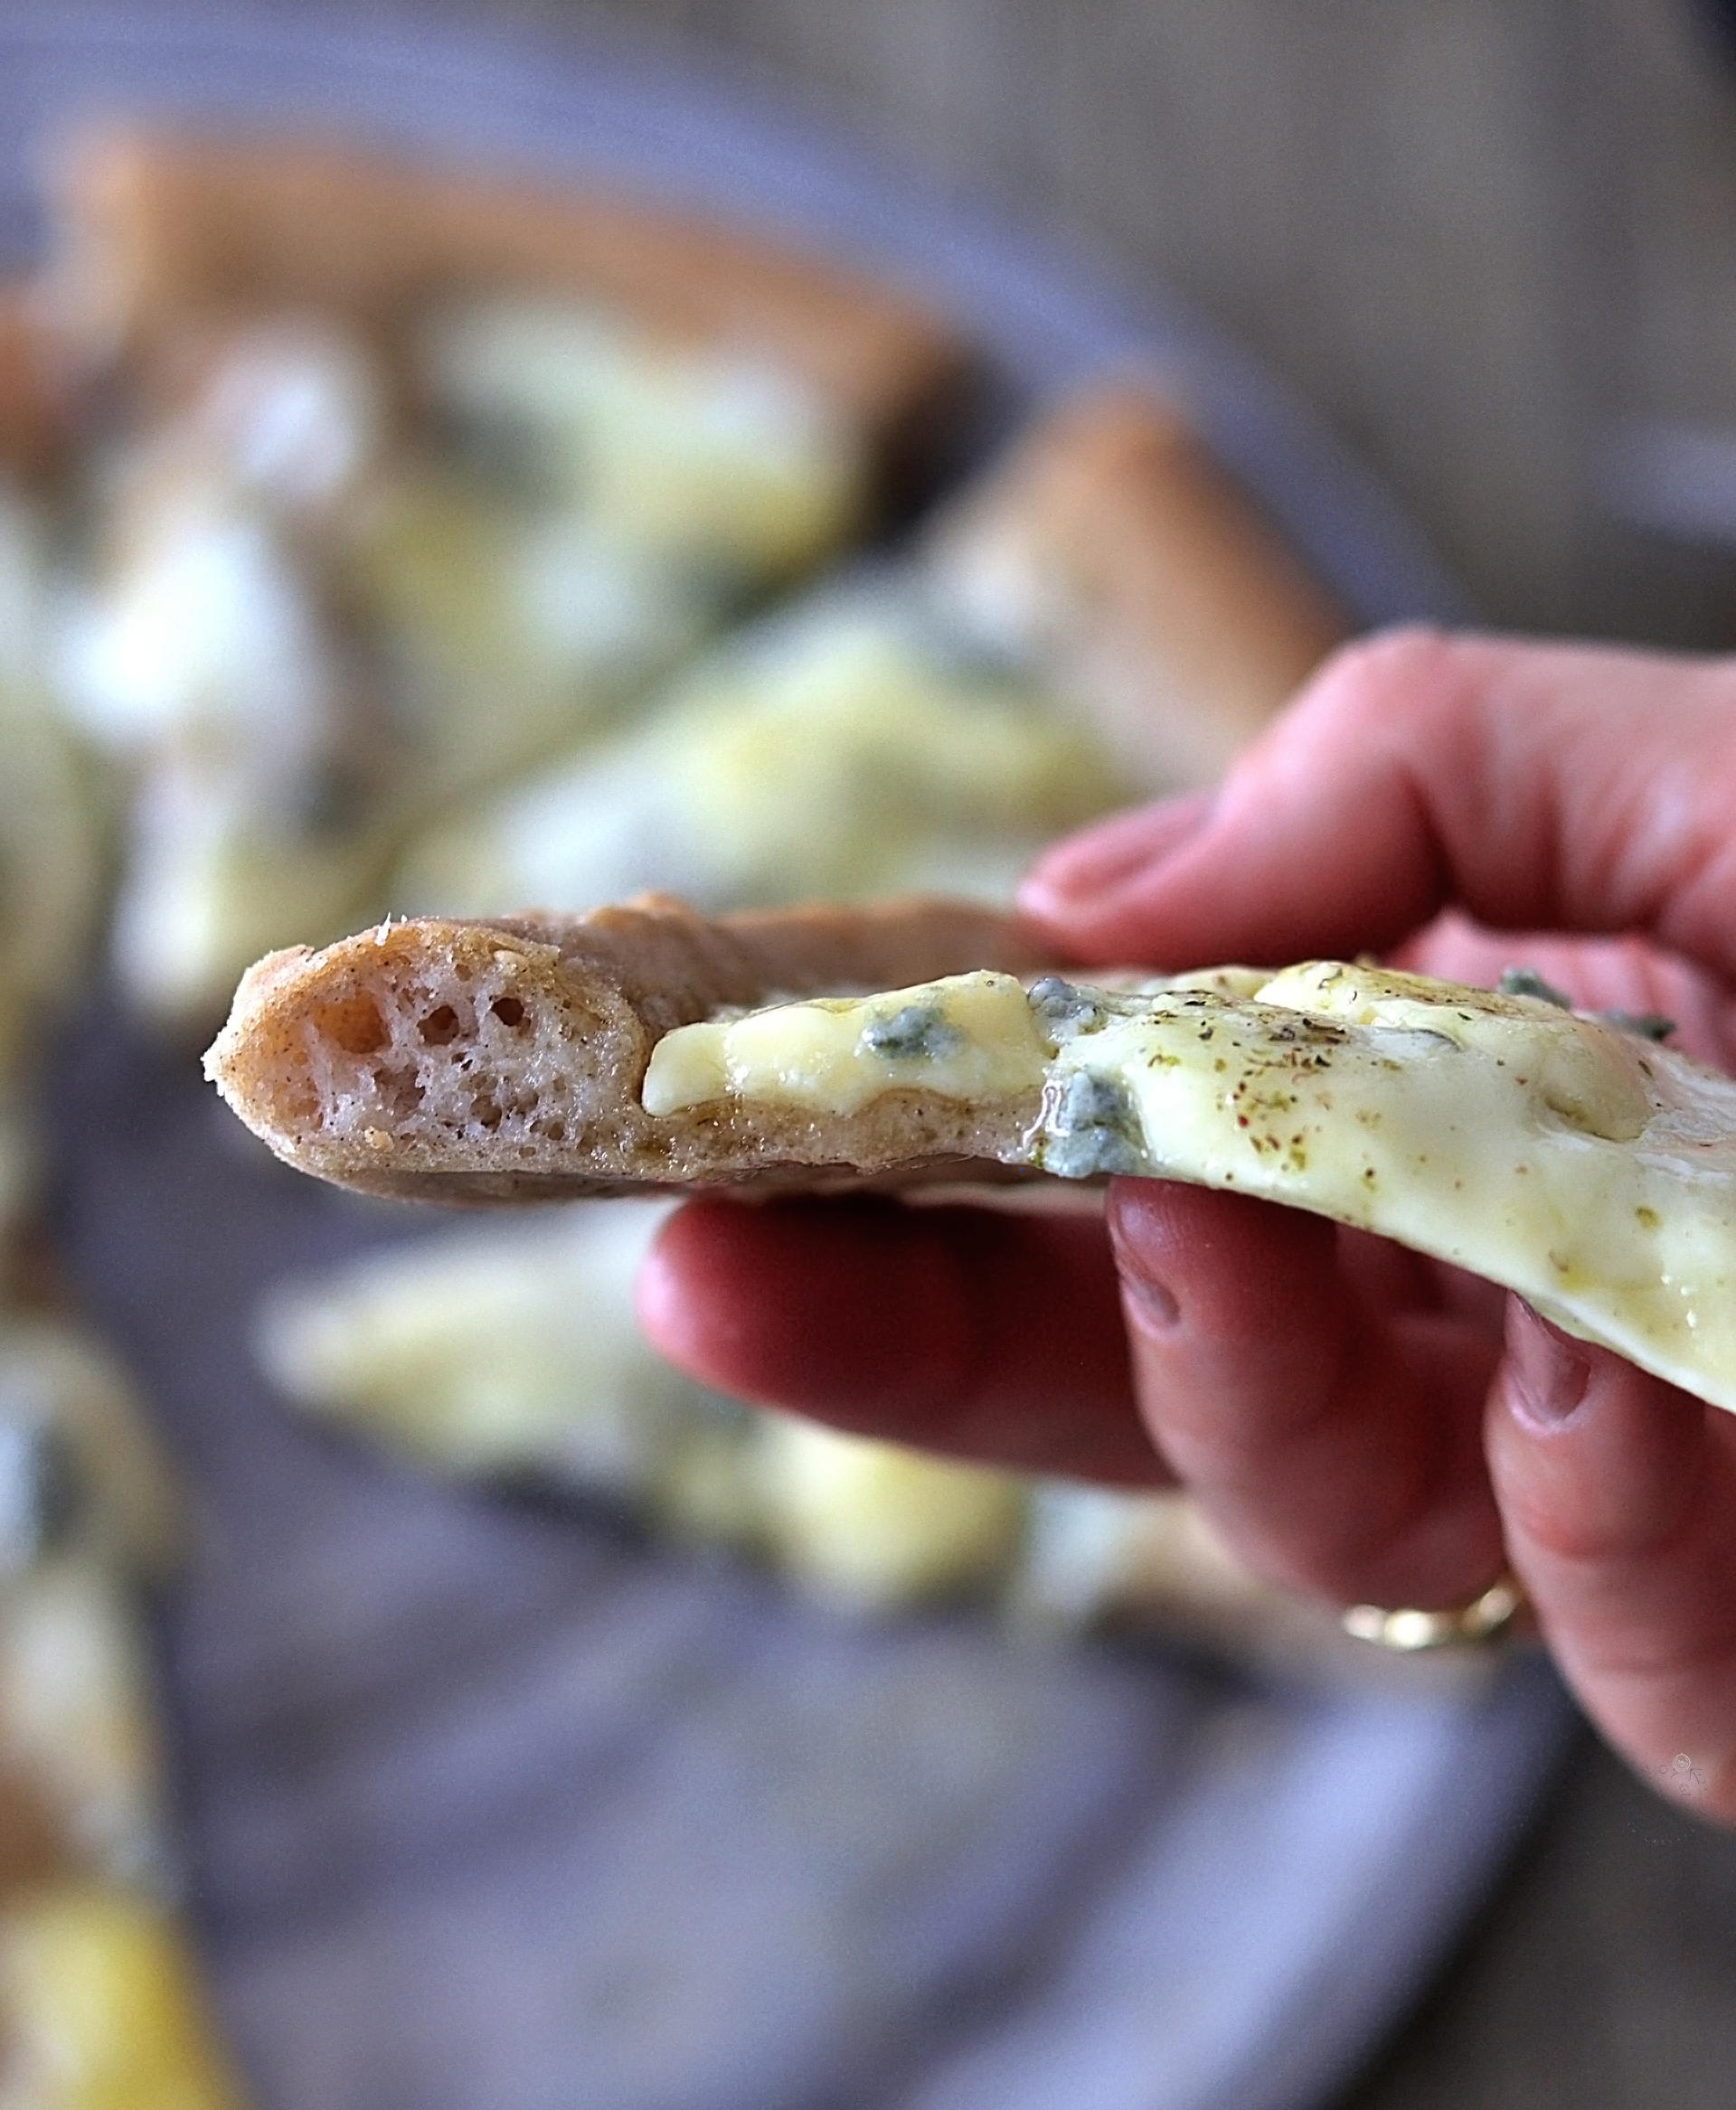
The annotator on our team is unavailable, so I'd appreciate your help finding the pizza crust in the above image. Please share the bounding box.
[926,386,1352,788]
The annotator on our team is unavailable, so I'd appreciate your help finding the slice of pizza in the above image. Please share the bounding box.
[388,576,1129,920]
[203,897,1054,1201]
[206,899,1736,1415]
[250,1200,1448,1675]
[379,381,1353,939]
[925,385,1352,789]
[0,1309,248,2108]
[36,128,984,1033]
[254,1201,1030,1613]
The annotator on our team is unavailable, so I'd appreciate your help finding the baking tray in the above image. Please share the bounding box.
[4,7,1572,2106]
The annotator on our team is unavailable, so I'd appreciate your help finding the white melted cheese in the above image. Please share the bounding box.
[642,970,1052,1117]
[420,297,865,578]
[641,961,1736,1414]
[392,585,1120,919]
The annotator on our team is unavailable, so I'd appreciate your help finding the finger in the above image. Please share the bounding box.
[1109,1179,1505,1607]
[637,1196,1167,1484]
[1393,909,1736,1069]
[1022,629,1736,983]
[1489,1304,1736,1823]
[1016,787,1216,902]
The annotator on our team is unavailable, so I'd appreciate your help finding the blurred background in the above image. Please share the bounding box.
[421,0,1736,648]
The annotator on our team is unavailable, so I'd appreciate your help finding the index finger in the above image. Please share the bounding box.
[637,1195,1166,1485]
[1022,629,1736,981]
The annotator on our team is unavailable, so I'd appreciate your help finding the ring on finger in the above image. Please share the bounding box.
[1341,1573,1529,1651]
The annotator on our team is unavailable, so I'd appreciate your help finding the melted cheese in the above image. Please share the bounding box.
[0,1884,247,2108]
[642,971,1051,1117]
[642,962,1736,1413]
[392,589,1122,918]
[420,297,865,578]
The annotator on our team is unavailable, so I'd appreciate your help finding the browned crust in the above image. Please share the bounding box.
[928,383,1353,788]
[205,894,1061,1203]
[0,1760,80,1898]
[52,129,976,476]
[0,282,77,486]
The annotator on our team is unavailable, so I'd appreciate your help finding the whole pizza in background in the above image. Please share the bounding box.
[0,90,1566,2110]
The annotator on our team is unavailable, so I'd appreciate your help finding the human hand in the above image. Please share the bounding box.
[639,630,1736,1822]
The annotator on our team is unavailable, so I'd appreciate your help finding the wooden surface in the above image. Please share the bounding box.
[205,0,1736,2101]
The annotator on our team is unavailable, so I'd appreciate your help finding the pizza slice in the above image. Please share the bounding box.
[925,385,1352,790]
[255,1200,1033,1612]
[35,127,984,1032]
[52,128,972,486]
[387,576,1129,920]
[256,1197,1410,1673]
[206,899,1736,1415]
[0,1309,247,2108]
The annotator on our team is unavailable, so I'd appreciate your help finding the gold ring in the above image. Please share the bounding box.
[1341,1574,1528,1652]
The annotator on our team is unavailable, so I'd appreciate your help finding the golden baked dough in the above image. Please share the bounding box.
[928,385,1352,787]
[54,129,974,476]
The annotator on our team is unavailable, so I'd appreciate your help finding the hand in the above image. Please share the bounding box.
[638,630,1736,1823]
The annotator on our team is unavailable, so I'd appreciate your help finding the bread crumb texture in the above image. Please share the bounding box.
[205,920,634,1177]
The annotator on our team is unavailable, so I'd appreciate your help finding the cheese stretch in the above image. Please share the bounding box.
[641,962,1736,1414]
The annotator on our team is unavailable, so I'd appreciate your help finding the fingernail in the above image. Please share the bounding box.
[1023,791,1215,910]
[1505,1302,1593,1426]
[1121,1270,1181,1332]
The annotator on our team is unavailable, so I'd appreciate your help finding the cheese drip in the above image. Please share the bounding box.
[641,961,1736,1414]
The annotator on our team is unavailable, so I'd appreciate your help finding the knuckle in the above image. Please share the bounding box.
[1294,625,1467,743]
